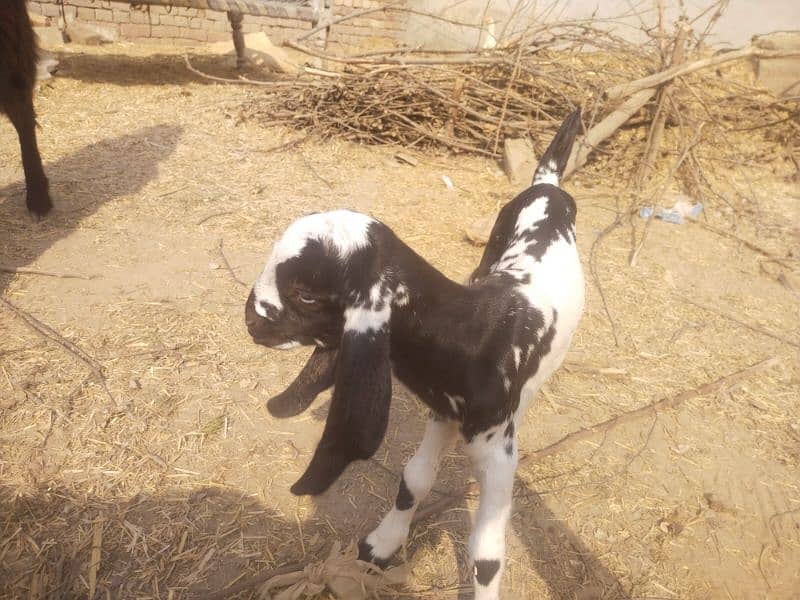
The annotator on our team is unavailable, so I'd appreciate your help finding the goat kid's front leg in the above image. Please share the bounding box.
[466,421,518,600]
[359,417,458,567]
[266,346,337,418]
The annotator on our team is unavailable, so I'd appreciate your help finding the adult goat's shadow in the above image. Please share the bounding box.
[301,388,631,600]
[56,52,268,87]
[0,124,182,296]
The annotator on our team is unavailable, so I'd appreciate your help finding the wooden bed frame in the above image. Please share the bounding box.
[130,0,330,67]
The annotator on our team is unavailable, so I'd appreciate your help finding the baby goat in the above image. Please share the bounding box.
[245,110,584,600]
[0,0,52,218]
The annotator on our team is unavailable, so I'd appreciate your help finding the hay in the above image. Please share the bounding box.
[1,27,798,600]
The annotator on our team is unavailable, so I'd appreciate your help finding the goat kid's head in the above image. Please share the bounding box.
[245,210,397,496]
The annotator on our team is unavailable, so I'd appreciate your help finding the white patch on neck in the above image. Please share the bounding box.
[344,276,395,333]
[514,197,549,236]
[344,304,390,333]
[253,210,374,313]
[533,160,559,186]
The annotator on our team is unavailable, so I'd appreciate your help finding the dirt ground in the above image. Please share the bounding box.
[1,43,799,600]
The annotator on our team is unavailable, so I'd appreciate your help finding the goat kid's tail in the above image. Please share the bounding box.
[532,109,582,188]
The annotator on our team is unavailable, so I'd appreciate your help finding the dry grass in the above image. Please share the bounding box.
[0,41,798,600]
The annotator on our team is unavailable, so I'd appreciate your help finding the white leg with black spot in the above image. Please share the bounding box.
[362,418,458,562]
[466,426,518,600]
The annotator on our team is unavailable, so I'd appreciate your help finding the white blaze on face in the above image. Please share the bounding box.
[253,210,374,317]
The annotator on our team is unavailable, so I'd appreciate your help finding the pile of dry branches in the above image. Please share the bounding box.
[238,2,799,198]
[241,20,649,158]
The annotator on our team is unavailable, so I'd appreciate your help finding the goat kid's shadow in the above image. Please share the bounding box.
[302,390,630,600]
[0,124,182,295]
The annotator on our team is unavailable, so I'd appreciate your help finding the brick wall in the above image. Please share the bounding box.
[26,1,405,51]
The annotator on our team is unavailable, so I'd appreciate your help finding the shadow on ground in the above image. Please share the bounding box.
[54,52,278,87]
[0,124,181,296]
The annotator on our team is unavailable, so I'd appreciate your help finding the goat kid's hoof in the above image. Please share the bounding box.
[357,539,390,569]
[266,389,313,418]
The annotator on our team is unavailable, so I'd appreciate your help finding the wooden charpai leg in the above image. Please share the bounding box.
[226,11,246,69]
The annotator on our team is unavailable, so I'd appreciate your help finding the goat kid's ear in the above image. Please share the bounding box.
[290,326,392,496]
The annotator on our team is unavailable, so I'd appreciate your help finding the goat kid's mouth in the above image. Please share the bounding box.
[274,340,301,350]
[247,330,296,349]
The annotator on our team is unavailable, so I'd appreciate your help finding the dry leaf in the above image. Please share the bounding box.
[259,540,409,600]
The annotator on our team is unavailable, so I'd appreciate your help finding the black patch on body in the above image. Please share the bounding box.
[504,421,515,438]
[395,476,415,511]
[474,559,501,586]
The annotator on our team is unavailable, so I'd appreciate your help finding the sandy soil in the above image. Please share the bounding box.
[1,43,799,599]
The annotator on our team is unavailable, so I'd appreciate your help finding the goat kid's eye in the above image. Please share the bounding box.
[298,294,317,305]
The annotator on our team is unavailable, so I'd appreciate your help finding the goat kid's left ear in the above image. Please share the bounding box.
[290,322,393,496]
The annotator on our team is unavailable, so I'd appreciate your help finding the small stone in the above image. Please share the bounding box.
[208,262,221,270]
[503,137,537,185]
[465,212,497,247]
[394,152,418,166]
[128,378,141,390]
[65,18,117,45]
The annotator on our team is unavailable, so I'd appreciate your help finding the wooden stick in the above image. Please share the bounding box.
[0,266,98,280]
[87,519,104,600]
[629,123,704,267]
[564,88,657,179]
[638,18,689,182]
[259,135,310,155]
[285,40,505,66]
[413,356,780,522]
[0,297,107,384]
[218,239,247,288]
[183,54,312,87]
[605,46,800,101]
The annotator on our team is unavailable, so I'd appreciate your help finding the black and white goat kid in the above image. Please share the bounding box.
[245,110,584,599]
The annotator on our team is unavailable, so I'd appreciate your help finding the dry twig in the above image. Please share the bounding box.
[0,266,98,280]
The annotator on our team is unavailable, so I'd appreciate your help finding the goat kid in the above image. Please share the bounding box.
[0,0,52,219]
[245,110,584,599]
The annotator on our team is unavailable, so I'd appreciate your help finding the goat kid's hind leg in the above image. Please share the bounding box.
[2,93,51,219]
[466,421,518,600]
[359,416,458,567]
